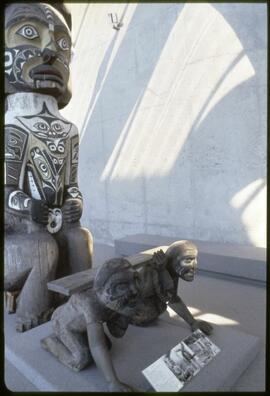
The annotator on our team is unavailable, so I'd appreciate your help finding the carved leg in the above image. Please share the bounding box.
[54,224,93,279]
[43,328,93,372]
[4,268,31,314]
[13,232,59,332]
[4,268,32,292]
[5,290,20,313]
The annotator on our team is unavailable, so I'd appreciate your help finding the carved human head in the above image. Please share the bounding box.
[5,3,72,108]
[94,258,141,317]
[165,240,198,281]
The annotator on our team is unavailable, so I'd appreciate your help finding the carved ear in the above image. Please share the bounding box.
[58,81,72,109]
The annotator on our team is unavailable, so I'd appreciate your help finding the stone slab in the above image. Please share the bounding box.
[5,310,261,392]
[114,234,266,283]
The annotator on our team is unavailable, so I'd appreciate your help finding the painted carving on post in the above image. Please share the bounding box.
[41,241,212,392]
[4,3,93,332]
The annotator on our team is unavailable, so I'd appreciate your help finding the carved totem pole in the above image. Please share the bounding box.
[4,3,93,332]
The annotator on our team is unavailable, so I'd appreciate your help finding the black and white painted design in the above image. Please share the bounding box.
[8,190,31,213]
[70,135,79,185]
[5,45,69,90]
[5,125,28,185]
[15,103,72,206]
[5,2,72,108]
[67,186,82,200]
[17,103,71,139]
[4,3,92,334]
[5,101,80,208]
[47,208,62,233]
[44,5,55,30]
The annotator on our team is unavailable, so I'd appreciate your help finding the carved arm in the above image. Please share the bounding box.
[62,128,83,223]
[86,321,134,392]
[5,125,49,225]
[168,295,213,335]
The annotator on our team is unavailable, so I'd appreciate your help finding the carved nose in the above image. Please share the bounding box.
[42,48,57,64]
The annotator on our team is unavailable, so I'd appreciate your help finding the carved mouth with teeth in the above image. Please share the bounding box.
[30,65,64,85]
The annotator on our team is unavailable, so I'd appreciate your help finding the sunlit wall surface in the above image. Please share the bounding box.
[61,3,267,247]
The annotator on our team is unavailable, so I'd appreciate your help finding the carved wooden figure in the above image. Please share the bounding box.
[131,240,213,335]
[4,3,93,332]
[42,259,141,392]
[42,241,212,392]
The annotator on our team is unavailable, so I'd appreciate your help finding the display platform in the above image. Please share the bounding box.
[5,310,260,392]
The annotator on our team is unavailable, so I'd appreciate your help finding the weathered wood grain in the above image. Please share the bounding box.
[47,245,169,296]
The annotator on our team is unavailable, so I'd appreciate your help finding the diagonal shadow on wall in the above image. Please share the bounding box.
[80,3,185,157]
[77,3,266,247]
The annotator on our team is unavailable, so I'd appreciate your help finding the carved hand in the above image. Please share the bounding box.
[191,319,213,335]
[108,381,136,392]
[30,199,49,224]
[152,249,167,267]
[62,198,82,223]
[106,315,129,338]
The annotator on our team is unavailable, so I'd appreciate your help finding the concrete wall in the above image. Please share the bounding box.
[61,3,267,248]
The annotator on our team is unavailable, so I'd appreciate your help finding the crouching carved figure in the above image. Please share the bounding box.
[41,241,212,392]
[131,240,213,335]
[42,258,141,393]
[4,3,93,332]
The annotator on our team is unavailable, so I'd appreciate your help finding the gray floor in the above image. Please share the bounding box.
[5,309,261,392]
[4,243,266,392]
[175,275,266,391]
[5,360,38,392]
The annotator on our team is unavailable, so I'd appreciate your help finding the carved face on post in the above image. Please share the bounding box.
[95,258,142,317]
[166,241,198,282]
[5,3,72,108]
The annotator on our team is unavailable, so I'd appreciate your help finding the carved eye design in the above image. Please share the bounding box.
[56,37,70,51]
[12,196,18,205]
[51,122,63,132]
[16,25,39,40]
[34,122,49,132]
[9,136,18,145]
[36,159,51,180]
[49,144,56,152]
[57,144,65,153]
[39,163,47,172]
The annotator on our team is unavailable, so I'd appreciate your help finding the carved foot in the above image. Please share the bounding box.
[16,307,54,332]
[41,334,93,372]
[108,381,138,392]
[4,291,20,313]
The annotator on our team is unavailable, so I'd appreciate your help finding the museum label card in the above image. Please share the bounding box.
[142,329,220,392]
